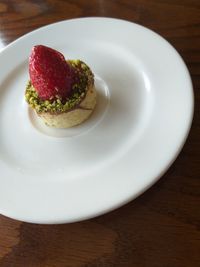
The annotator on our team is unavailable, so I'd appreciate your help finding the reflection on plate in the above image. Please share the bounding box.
[0,18,193,223]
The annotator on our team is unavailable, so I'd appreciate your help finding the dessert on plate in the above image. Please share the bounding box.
[25,45,96,128]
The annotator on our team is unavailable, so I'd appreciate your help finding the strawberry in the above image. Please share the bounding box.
[29,45,73,100]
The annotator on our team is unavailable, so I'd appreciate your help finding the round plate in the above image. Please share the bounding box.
[0,17,193,224]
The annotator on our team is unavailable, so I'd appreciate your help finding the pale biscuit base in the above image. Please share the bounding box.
[37,84,96,128]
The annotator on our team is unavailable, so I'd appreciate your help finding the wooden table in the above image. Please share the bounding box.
[0,1,199,266]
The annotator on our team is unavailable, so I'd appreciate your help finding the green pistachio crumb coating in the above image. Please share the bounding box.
[25,60,94,113]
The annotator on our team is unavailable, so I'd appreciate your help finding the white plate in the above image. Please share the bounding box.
[0,18,193,224]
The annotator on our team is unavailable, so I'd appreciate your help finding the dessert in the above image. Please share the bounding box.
[25,45,96,128]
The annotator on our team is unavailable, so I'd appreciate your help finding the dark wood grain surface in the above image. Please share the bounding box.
[0,1,200,266]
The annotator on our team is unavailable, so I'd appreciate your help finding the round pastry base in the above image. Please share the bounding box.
[29,76,110,138]
[38,85,96,129]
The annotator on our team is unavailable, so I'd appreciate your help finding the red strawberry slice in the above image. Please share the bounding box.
[29,45,73,100]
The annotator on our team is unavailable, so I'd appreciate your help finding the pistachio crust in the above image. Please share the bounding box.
[25,60,94,114]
